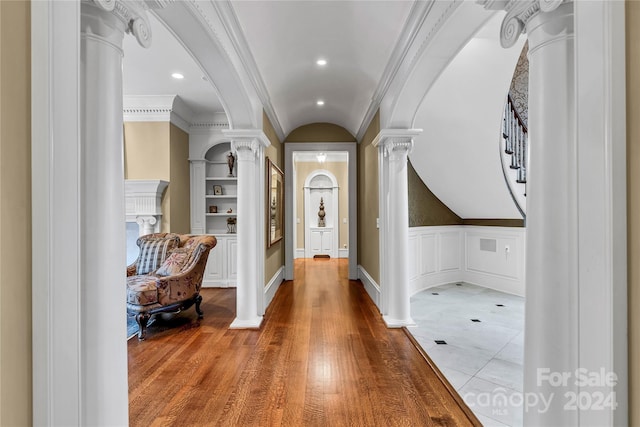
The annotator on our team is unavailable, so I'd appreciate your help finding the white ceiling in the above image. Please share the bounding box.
[122,13,224,118]
[123,1,414,136]
[231,1,413,138]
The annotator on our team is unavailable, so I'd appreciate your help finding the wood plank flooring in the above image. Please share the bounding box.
[128,259,478,426]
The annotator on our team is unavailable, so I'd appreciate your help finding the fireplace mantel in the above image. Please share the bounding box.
[125,179,169,235]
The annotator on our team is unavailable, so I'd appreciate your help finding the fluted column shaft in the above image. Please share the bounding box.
[524,4,578,425]
[229,134,269,328]
[374,130,420,327]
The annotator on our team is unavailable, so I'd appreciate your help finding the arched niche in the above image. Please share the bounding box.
[303,170,340,258]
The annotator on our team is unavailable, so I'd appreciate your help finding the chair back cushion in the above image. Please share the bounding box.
[136,234,180,275]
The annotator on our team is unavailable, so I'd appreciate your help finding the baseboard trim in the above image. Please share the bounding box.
[358,265,380,309]
[338,248,349,258]
[295,248,305,259]
[264,266,285,311]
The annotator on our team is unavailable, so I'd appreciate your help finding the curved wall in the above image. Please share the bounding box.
[410,14,525,219]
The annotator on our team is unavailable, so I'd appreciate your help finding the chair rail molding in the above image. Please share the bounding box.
[125,179,169,235]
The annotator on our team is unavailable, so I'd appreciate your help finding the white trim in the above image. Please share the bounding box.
[32,2,83,424]
[212,1,285,142]
[122,94,193,133]
[338,248,349,258]
[355,1,437,141]
[574,1,627,424]
[264,266,285,310]
[295,248,305,259]
[357,265,380,309]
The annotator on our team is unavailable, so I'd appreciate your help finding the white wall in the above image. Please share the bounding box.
[409,225,525,297]
[410,14,525,219]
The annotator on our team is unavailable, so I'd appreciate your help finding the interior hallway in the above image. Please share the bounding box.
[128,259,478,426]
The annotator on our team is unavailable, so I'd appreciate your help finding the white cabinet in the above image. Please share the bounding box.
[309,227,333,257]
[203,234,237,287]
[191,141,238,287]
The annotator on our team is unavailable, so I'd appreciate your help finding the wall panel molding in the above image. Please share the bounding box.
[409,225,525,296]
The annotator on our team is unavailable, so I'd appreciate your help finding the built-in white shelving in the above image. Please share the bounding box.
[190,140,238,287]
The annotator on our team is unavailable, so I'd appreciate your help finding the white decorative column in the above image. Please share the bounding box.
[80,1,167,425]
[373,129,421,327]
[226,130,270,328]
[481,1,627,425]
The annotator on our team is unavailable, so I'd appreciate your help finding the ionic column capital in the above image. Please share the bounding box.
[372,129,422,160]
[83,0,172,48]
[224,129,271,161]
[478,0,569,48]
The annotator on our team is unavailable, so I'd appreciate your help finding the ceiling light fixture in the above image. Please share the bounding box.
[316,59,327,66]
[316,100,325,106]
[317,152,326,163]
[171,73,184,79]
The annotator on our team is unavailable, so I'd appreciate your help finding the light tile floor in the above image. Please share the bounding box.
[408,282,525,427]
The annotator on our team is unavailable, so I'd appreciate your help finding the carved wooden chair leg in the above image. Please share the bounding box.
[135,312,151,340]
[195,295,204,319]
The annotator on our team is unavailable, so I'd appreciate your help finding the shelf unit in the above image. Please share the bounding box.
[204,144,238,235]
[190,141,238,287]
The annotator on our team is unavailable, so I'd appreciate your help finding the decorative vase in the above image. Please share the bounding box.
[318,197,326,227]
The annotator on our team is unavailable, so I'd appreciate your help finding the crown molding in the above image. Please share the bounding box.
[213,1,286,143]
[355,0,436,142]
[123,94,230,134]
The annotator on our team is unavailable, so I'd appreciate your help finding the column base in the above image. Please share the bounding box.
[229,316,263,329]
[383,315,416,328]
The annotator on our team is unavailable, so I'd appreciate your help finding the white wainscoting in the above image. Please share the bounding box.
[409,226,526,297]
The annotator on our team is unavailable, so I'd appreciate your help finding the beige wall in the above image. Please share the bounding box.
[0,1,32,424]
[285,122,357,143]
[295,161,349,250]
[169,124,191,233]
[628,1,640,423]
[358,112,380,283]
[264,111,285,284]
[408,160,463,227]
[123,121,190,233]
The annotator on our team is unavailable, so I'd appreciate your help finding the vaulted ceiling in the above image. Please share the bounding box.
[122,1,524,219]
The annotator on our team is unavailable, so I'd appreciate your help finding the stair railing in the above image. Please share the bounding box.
[502,95,528,185]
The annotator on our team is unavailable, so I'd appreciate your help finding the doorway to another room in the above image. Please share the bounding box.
[285,143,358,280]
[293,152,349,260]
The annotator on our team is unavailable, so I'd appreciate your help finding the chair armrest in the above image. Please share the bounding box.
[127,264,137,277]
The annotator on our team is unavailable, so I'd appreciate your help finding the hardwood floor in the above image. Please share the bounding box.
[128,259,479,426]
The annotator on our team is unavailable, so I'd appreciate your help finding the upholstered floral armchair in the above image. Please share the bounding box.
[127,233,217,340]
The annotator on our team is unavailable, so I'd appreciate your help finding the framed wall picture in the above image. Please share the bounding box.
[209,205,218,213]
[213,185,222,195]
[266,157,284,248]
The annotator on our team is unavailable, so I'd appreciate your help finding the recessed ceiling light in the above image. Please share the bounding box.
[316,100,325,106]
[171,73,184,79]
[316,59,327,66]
